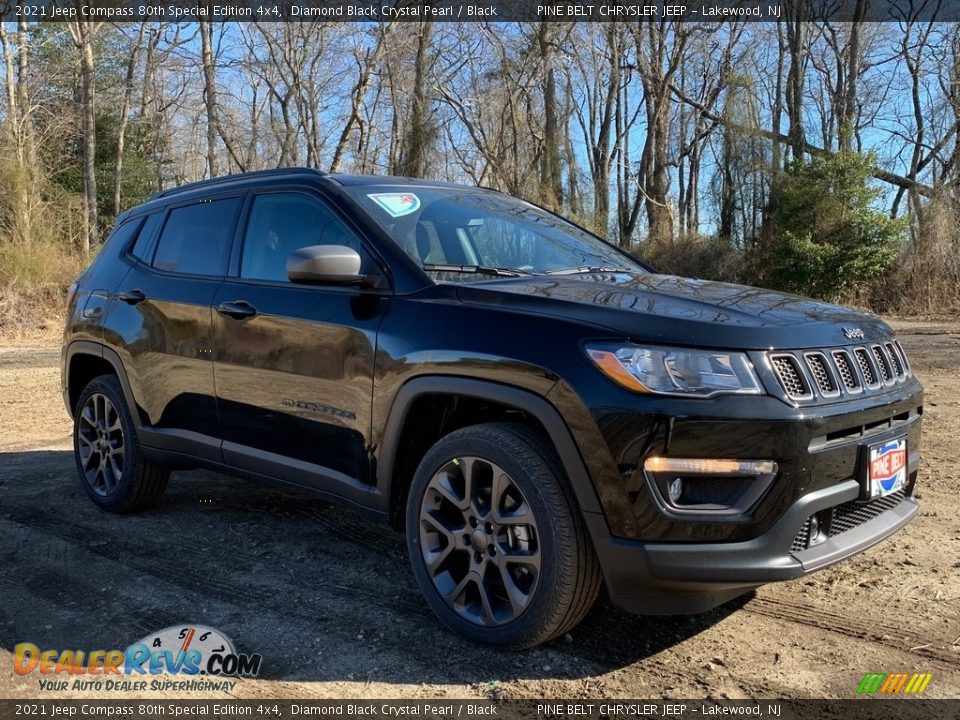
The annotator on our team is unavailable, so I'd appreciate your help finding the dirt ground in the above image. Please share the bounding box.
[1,319,958,700]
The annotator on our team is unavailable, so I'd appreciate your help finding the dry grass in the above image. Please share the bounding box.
[877,194,960,315]
[0,241,84,339]
[638,233,748,284]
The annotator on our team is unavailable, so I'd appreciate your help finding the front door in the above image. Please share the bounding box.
[212,190,387,498]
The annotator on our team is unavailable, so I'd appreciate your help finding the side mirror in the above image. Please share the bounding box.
[287,245,366,285]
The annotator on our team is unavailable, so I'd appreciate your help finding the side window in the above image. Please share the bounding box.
[152,197,240,276]
[240,193,371,282]
[129,213,162,262]
[106,217,143,254]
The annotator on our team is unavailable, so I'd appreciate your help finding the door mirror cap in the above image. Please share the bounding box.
[287,245,365,285]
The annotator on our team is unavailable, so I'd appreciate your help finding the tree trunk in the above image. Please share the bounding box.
[68,18,103,254]
[785,8,806,161]
[114,23,146,217]
[537,23,563,209]
[839,0,867,150]
[396,19,434,178]
[200,18,219,177]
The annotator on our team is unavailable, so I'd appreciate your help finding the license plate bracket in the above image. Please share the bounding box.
[861,437,908,500]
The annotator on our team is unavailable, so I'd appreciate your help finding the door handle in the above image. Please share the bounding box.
[116,289,146,305]
[217,300,257,320]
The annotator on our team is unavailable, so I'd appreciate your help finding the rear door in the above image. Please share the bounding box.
[107,195,243,461]
[211,188,388,499]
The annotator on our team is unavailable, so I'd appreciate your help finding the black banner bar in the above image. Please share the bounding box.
[3,0,960,23]
[0,700,955,720]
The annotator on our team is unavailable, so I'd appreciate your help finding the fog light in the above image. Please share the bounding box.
[644,457,778,475]
[668,478,683,503]
[642,456,779,517]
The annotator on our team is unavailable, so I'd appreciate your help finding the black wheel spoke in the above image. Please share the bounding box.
[445,574,472,602]
[432,468,469,510]
[495,561,534,616]
[108,455,123,485]
[476,576,497,625]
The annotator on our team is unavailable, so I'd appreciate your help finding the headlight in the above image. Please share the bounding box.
[586,344,763,397]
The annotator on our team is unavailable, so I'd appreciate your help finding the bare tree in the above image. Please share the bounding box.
[114,23,147,217]
[396,20,436,178]
[330,23,395,173]
[67,15,105,253]
[632,20,694,245]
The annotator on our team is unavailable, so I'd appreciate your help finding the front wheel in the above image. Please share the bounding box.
[73,374,169,513]
[406,422,601,648]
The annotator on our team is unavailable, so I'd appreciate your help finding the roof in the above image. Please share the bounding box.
[326,173,477,190]
[148,167,329,201]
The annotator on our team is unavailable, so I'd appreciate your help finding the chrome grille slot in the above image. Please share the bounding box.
[894,340,911,373]
[871,344,892,383]
[771,354,811,399]
[805,352,837,396]
[854,348,877,386]
[832,350,860,392]
[885,342,904,378]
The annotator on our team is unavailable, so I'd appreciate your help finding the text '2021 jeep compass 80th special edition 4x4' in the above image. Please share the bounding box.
[63,168,922,648]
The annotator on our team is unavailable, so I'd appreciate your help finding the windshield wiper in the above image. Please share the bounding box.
[421,264,532,277]
[545,265,632,275]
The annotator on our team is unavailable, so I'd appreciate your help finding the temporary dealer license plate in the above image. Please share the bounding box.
[867,437,907,498]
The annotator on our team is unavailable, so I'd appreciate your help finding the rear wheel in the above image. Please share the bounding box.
[73,375,169,513]
[406,422,601,648]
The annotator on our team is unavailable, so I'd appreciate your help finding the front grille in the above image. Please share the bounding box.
[791,520,812,553]
[832,491,906,534]
[790,490,907,552]
[769,342,911,401]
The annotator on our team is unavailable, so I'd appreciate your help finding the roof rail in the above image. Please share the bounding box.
[149,167,328,201]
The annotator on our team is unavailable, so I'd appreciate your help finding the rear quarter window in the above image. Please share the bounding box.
[129,213,163,262]
[104,217,144,255]
[152,198,241,276]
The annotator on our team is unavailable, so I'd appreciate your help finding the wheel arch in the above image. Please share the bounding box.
[377,376,603,527]
[64,341,143,427]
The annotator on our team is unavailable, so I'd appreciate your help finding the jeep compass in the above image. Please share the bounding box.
[62,167,922,648]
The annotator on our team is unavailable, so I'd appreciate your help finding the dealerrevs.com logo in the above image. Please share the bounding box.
[13,625,262,693]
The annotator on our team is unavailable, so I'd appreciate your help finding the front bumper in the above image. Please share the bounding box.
[587,477,918,614]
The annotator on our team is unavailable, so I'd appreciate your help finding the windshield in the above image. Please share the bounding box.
[342,185,647,280]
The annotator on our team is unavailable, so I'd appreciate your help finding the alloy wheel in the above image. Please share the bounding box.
[418,456,542,627]
[76,392,125,497]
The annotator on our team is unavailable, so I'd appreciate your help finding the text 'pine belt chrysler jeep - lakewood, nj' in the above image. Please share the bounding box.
[62,168,922,648]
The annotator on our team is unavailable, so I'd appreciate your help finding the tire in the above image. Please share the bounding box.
[405,422,601,648]
[72,374,169,513]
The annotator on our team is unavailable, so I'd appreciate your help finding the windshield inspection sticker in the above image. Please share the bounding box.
[368,192,421,217]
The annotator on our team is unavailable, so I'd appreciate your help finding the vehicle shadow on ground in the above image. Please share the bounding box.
[0,450,749,687]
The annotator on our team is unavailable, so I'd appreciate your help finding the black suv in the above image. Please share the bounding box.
[62,168,922,648]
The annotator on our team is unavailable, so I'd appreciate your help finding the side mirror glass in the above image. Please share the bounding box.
[287,245,365,285]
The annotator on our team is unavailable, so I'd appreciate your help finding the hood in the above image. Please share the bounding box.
[455,272,893,350]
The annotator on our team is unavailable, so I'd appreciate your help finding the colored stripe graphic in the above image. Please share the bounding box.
[858,672,933,694]
[857,674,886,694]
